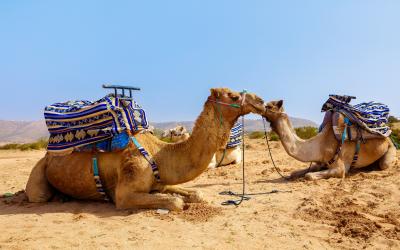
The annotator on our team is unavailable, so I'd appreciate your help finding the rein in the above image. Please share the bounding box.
[262,117,313,180]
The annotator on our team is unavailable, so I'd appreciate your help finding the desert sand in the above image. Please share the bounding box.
[0,139,399,249]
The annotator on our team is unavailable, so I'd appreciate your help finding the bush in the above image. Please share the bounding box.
[295,126,318,139]
[388,116,399,124]
[248,131,265,139]
[269,131,280,141]
[0,138,48,151]
[248,131,280,141]
[391,128,400,148]
[153,128,165,139]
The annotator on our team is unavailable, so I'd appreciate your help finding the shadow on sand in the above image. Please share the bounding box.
[0,191,145,217]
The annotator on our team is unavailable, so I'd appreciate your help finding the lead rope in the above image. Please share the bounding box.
[221,115,250,206]
[262,118,313,180]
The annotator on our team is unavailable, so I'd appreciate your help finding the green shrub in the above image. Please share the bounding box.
[268,131,280,141]
[153,128,165,138]
[160,137,174,143]
[295,126,318,139]
[0,138,48,151]
[391,128,400,149]
[248,131,280,141]
[388,116,399,124]
[248,131,265,139]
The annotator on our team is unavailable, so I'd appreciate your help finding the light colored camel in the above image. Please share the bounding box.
[263,100,397,180]
[161,125,190,143]
[26,88,265,210]
[164,125,242,168]
[208,147,241,168]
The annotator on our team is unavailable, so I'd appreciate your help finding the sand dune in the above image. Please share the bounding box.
[0,140,399,249]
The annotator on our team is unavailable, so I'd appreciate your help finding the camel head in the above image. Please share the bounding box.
[263,100,285,123]
[208,88,266,122]
[161,125,190,143]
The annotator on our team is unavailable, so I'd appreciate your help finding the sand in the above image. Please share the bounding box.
[0,140,399,249]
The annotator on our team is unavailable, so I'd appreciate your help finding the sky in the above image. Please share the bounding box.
[0,1,399,123]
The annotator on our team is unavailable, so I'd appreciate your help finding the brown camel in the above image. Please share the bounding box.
[263,100,397,180]
[26,88,265,210]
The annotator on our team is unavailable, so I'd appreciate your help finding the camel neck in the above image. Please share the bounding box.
[272,114,333,162]
[156,102,237,184]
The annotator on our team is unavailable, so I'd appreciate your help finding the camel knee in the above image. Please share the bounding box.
[379,141,396,170]
[25,157,54,202]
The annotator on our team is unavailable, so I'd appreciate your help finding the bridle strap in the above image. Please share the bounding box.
[207,89,248,109]
[207,98,241,108]
[240,90,247,106]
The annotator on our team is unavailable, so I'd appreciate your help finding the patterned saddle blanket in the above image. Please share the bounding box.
[226,122,243,148]
[45,95,148,152]
[321,95,391,138]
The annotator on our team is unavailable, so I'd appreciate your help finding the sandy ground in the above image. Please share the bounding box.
[0,140,399,250]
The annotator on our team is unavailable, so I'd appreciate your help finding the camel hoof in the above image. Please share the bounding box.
[169,197,185,211]
[185,190,206,203]
[305,173,317,181]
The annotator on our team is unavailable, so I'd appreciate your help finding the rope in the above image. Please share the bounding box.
[220,116,293,206]
[221,115,249,206]
[262,118,313,180]
[262,118,292,180]
[215,148,227,168]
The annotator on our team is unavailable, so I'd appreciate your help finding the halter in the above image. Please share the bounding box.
[207,90,247,110]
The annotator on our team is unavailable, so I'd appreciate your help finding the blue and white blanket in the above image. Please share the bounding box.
[226,122,243,148]
[45,95,148,152]
[321,95,391,137]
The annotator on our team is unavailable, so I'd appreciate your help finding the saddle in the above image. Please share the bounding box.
[320,95,392,168]
[320,111,384,142]
[45,94,148,153]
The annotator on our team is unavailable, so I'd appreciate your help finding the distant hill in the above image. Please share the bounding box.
[0,117,317,144]
[152,117,317,132]
[0,120,48,144]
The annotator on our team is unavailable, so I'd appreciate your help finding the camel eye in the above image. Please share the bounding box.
[230,95,240,101]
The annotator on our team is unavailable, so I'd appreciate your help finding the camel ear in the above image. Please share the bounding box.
[276,100,283,109]
[210,88,221,98]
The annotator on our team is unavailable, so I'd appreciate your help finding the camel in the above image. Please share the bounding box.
[262,100,397,180]
[161,125,190,143]
[208,146,242,168]
[163,125,242,168]
[25,88,266,210]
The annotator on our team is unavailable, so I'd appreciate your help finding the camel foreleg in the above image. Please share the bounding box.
[305,159,348,180]
[290,162,326,179]
[115,184,184,211]
[159,185,205,203]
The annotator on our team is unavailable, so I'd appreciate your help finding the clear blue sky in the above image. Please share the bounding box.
[0,1,399,123]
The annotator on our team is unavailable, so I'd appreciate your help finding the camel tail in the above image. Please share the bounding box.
[25,156,54,202]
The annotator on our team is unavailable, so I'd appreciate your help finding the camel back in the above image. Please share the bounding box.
[44,95,148,152]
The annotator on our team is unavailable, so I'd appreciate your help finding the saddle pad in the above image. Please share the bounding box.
[321,95,391,137]
[45,95,148,152]
[226,122,243,149]
[332,112,384,141]
[75,131,131,152]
